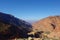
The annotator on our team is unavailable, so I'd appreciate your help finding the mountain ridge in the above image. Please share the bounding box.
[32,16,60,38]
[0,12,32,39]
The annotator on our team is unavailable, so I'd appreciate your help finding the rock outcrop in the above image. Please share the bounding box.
[0,12,32,39]
[32,16,60,38]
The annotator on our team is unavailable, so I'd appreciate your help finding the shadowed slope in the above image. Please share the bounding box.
[0,12,32,39]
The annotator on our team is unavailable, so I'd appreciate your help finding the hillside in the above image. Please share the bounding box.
[32,16,60,38]
[0,12,32,39]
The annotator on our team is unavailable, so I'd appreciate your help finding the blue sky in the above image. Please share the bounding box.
[0,0,60,21]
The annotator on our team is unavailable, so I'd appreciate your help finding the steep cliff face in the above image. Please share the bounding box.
[0,12,32,39]
[32,16,60,37]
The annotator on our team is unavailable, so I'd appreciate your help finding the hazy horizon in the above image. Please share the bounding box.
[0,0,60,21]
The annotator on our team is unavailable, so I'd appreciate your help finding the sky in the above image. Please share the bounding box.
[0,0,60,21]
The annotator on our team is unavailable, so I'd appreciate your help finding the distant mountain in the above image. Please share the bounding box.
[26,20,37,24]
[32,16,60,38]
[0,12,32,39]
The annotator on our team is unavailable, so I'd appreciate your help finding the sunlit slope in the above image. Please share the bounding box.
[32,16,60,38]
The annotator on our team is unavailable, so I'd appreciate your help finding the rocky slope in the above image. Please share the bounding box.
[0,12,32,39]
[32,16,60,38]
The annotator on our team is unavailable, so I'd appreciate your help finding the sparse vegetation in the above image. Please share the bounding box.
[10,37,60,40]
